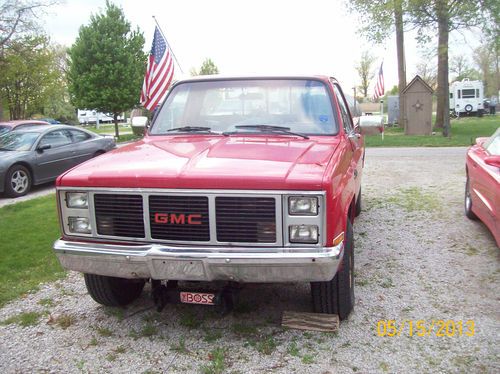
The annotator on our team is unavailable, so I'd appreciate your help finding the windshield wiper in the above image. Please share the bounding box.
[224,125,309,139]
[167,126,217,134]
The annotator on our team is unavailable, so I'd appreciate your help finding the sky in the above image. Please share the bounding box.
[41,0,484,96]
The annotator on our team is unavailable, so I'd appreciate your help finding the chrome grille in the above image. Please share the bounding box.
[149,195,210,241]
[94,194,145,238]
[215,197,276,243]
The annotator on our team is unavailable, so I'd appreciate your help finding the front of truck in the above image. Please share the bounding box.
[54,75,358,317]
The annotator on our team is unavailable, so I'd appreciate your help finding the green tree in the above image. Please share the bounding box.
[199,58,219,75]
[355,50,376,98]
[67,1,145,137]
[408,0,482,137]
[0,35,59,119]
[348,0,408,128]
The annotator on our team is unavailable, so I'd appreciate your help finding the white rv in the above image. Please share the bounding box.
[77,109,114,125]
[449,79,484,116]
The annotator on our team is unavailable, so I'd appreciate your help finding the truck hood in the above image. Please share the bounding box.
[58,135,341,190]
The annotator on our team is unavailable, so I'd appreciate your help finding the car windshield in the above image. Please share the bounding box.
[483,128,500,156]
[0,125,10,135]
[150,79,338,136]
[0,132,39,151]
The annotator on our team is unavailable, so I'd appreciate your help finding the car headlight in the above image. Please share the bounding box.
[288,196,318,215]
[66,192,88,208]
[289,225,319,243]
[68,217,91,234]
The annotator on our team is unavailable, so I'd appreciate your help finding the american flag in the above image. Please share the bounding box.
[372,62,384,101]
[140,27,174,111]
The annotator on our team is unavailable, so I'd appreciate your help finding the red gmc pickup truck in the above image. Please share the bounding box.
[53,75,365,320]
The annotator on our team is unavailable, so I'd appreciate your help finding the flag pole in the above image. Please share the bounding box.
[152,16,184,74]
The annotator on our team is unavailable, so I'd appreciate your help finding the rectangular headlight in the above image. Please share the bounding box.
[289,196,318,215]
[66,192,88,209]
[289,225,318,243]
[68,217,91,234]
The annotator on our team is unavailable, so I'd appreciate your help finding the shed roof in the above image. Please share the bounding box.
[402,75,434,94]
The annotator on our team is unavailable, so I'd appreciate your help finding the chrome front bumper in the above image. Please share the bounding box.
[53,239,343,283]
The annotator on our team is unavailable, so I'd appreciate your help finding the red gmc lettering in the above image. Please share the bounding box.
[188,214,202,225]
[153,213,202,225]
[154,213,168,223]
[170,214,185,224]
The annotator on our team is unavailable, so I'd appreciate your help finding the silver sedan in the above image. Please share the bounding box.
[0,124,115,197]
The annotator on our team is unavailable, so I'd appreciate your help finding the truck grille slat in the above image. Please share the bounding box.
[216,197,276,243]
[149,196,210,242]
[94,194,145,238]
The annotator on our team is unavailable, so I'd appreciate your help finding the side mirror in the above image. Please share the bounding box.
[358,115,384,135]
[484,155,500,168]
[37,144,51,152]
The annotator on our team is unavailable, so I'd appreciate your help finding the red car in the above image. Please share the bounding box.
[465,128,500,246]
[0,120,50,135]
[53,75,367,319]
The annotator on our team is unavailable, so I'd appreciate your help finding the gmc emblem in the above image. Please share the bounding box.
[153,213,202,225]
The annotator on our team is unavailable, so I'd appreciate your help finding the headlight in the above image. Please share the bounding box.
[66,192,88,209]
[289,225,318,243]
[289,196,318,215]
[68,217,91,234]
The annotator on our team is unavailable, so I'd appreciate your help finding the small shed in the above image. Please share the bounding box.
[402,75,434,135]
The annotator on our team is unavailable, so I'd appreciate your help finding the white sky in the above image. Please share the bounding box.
[41,0,484,95]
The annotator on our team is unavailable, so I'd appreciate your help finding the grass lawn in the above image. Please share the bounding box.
[0,195,65,307]
[366,115,499,147]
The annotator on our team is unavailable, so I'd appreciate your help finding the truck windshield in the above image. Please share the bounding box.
[150,79,338,136]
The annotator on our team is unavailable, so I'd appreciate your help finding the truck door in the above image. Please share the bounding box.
[332,83,364,197]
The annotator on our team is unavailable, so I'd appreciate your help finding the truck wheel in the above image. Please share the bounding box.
[84,274,145,306]
[464,104,473,113]
[5,165,32,197]
[465,176,477,220]
[311,220,354,319]
[355,188,362,217]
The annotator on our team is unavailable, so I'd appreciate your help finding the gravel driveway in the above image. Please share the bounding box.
[1,147,498,373]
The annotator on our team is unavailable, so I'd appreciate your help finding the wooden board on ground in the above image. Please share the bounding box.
[282,311,339,332]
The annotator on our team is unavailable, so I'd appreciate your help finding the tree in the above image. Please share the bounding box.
[474,44,497,96]
[408,0,482,137]
[0,0,58,119]
[449,55,478,82]
[67,1,145,137]
[0,35,60,119]
[355,51,376,98]
[0,0,57,48]
[199,58,219,75]
[416,59,437,90]
[348,0,408,128]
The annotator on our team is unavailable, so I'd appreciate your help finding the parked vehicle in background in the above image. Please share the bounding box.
[465,128,500,247]
[53,75,371,320]
[0,120,50,136]
[0,125,115,197]
[449,79,484,116]
[77,110,124,125]
[39,118,61,124]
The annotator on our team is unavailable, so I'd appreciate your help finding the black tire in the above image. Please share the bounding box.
[355,188,362,217]
[5,165,32,197]
[311,220,354,319]
[465,175,478,220]
[464,104,473,113]
[84,274,145,306]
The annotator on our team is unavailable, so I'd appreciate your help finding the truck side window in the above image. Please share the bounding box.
[458,90,461,99]
[333,85,354,134]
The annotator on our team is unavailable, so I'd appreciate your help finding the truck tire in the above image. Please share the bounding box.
[355,188,362,217]
[311,220,354,319]
[84,274,145,306]
[465,104,473,113]
[464,176,478,220]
